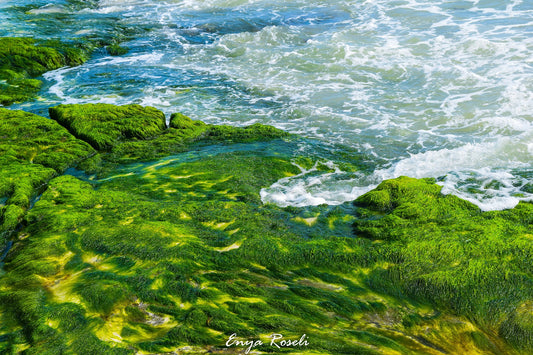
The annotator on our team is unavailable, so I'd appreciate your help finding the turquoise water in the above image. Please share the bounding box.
[2,0,532,210]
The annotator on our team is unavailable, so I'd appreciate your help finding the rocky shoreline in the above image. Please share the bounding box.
[1,37,532,354]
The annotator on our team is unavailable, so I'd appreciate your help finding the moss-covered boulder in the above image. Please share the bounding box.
[355,176,533,352]
[49,104,167,151]
[0,37,89,106]
[0,108,95,172]
[49,104,290,175]
[354,176,480,240]
[170,112,288,143]
[0,108,94,248]
[106,114,289,164]
[169,112,206,130]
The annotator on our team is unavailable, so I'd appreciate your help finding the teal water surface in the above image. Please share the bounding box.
[2,0,532,210]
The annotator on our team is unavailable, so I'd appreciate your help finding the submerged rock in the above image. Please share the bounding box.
[0,37,90,106]
[106,43,129,56]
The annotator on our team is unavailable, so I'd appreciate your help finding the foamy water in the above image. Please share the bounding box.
[2,0,532,210]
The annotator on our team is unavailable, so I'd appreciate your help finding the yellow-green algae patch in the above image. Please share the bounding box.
[293,216,319,226]
[215,242,241,253]
[2,167,527,354]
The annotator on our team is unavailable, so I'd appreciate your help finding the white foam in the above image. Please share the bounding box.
[28,4,66,15]
[43,66,77,103]
[262,133,533,210]
[261,172,376,207]
[260,160,376,207]
[22,0,533,211]
[376,134,532,180]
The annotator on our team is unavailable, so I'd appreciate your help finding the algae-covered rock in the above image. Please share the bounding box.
[0,108,94,247]
[0,37,63,76]
[354,176,480,240]
[170,112,288,142]
[2,103,530,354]
[204,122,289,143]
[108,116,289,164]
[50,104,290,172]
[106,43,128,56]
[49,103,167,150]
[1,147,521,354]
[169,112,205,130]
[355,176,533,352]
[0,37,90,106]
[0,108,95,172]
[0,157,374,354]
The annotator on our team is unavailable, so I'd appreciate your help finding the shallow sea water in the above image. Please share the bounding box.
[2,0,532,210]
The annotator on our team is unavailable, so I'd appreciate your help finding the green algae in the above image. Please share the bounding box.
[50,104,290,177]
[203,122,290,143]
[106,43,128,56]
[354,176,480,240]
[355,176,533,352]
[49,104,167,151]
[1,103,532,354]
[500,301,533,350]
[0,108,94,249]
[1,165,520,354]
[49,104,288,155]
[0,37,90,106]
